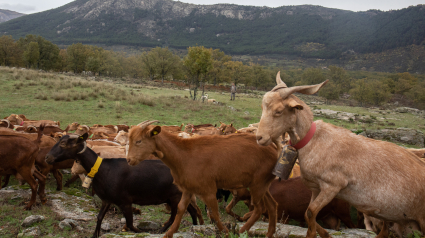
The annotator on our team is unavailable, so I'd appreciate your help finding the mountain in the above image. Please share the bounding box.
[0,0,424,58]
[0,9,25,23]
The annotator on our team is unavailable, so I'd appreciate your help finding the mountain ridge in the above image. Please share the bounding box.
[0,0,424,59]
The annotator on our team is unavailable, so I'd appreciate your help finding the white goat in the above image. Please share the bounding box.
[256,72,425,238]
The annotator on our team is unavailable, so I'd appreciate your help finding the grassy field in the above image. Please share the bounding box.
[0,67,423,237]
[1,67,424,138]
[0,67,264,129]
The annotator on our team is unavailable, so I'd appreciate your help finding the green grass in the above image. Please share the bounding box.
[0,67,263,129]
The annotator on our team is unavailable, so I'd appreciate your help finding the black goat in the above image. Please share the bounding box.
[46,133,202,238]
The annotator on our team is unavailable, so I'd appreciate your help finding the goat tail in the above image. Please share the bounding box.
[35,124,45,146]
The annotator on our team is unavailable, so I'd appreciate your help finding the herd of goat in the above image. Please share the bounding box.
[2,74,425,238]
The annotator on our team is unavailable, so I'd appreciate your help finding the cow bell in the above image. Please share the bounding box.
[82,176,93,189]
[272,145,298,180]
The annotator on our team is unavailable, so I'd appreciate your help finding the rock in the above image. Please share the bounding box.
[137,221,161,231]
[313,109,358,122]
[101,222,111,231]
[192,222,376,238]
[59,219,79,230]
[359,128,425,147]
[17,226,41,237]
[21,215,45,227]
[62,169,70,174]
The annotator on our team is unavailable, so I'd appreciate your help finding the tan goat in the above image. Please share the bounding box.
[127,120,278,238]
[255,72,425,238]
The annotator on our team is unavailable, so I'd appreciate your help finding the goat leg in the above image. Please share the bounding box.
[93,201,111,238]
[121,204,141,233]
[225,194,244,222]
[1,175,11,188]
[164,191,193,238]
[64,174,80,187]
[305,188,340,238]
[375,221,389,238]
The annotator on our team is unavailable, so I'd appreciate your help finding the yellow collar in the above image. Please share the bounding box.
[87,156,103,178]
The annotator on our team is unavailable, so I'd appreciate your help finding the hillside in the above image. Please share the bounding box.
[0,0,424,59]
[0,9,24,23]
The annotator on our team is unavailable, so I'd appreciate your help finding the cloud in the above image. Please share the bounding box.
[0,3,36,13]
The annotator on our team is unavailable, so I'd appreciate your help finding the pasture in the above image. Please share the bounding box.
[1,67,425,237]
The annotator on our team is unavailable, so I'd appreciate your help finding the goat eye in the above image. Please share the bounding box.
[136,140,142,144]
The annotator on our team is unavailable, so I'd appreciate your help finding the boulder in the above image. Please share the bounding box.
[17,226,41,237]
[21,215,45,227]
[59,219,79,230]
[101,222,111,231]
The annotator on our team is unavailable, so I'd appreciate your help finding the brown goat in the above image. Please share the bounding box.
[0,128,56,147]
[264,177,355,229]
[127,121,278,238]
[0,128,46,209]
[256,72,425,238]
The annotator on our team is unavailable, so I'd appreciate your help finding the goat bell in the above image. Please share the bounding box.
[272,145,298,180]
[82,176,93,189]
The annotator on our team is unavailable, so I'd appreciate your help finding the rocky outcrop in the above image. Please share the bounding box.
[359,128,425,147]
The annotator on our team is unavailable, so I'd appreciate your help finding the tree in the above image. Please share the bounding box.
[150,47,181,83]
[0,35,23,67]
[18,35,59,70]
[141,51,157,80]
[67,43,90,73]
[183,46,213,100]
[349,78,370,106]
[318,81,340,104]
[250,64,269,90]
[365,80,391,106]
[328,66,350,92]
[300,68,326,85]
[208,49,232,86]
[23,42,39,68]
[222,61,247,86]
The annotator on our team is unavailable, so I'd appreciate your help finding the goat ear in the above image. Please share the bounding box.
[77,133,89,143]
[287,98,303,110]
[150,126,161,137]
[230,123,233,127]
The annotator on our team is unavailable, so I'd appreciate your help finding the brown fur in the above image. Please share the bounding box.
[0,128,56,147]
[127,126,278,238]
[0,127,46,209]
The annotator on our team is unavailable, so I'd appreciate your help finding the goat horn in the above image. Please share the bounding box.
[136,120,150,127]
[138,120,159,129]
[275,71,287,87]
[1,119,10,128]
[272,80,329,99]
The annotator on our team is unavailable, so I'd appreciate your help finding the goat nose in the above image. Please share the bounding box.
[256,135,263,142]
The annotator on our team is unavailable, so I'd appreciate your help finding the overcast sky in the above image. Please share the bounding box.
[0,0,423,14]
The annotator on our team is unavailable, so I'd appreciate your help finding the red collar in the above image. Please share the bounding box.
[20,121,24,126]
[289,122,316,150]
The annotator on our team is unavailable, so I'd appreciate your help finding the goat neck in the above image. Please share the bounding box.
[75,148,100,174]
